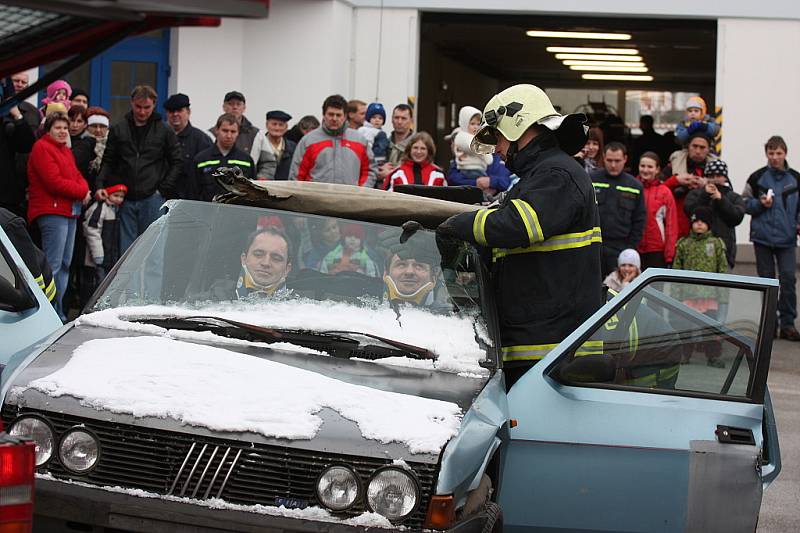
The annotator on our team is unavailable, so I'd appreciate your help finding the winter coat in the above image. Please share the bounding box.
[0,207,55,302]
[194,144,256,201]
[319,244,379,277]
[673,231,728,302]
[590,168,646,249]
[71,134,96,184]
[675,115,720,145]
[26,134,89,224]
[663,149,717,236]
[742,164,800,248]
[442,131,603,368]
[453,106,492,171]
[97,111,182,201]
[358,124,389,162]
[637,177,679,263]
[82,200,120,271]
[387,160,446,190]
[603,270,636,293]
[254,137,297,181]
[174,121,213,200]
[0,114,36,216]
[289,126,376,187]
[446,153,512,192]
[684,182,745,268]
[386,131,413,167]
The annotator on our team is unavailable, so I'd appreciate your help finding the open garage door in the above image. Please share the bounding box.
[419,12,717,168]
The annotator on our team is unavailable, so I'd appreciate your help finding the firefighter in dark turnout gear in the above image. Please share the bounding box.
[438,84,603,387]
[0,207,56,303]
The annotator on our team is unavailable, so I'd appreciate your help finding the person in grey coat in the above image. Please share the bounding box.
[683,159,745,270]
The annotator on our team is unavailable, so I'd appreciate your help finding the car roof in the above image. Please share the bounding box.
[0,1,267,79]
[213,173,481,229]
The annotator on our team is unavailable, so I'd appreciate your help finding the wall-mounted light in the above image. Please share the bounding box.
[555,53,642,62]
[546,46,639,55]
[527,30,631,40]
[562,60,646,67]
[569,65,649,72]
[582,74,654,81]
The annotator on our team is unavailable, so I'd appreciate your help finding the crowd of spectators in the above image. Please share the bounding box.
[0,74,797,339]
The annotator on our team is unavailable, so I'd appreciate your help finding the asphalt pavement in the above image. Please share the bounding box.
[731,263,800,533]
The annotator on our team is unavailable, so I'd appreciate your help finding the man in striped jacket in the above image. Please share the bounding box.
[289,95,376,187]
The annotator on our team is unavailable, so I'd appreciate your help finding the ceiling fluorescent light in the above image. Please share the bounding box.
[570,65,648,72]
[582,74,654,81]
[555,54,643,61]
[546,47,639,55]
[563,60,646,67]
[527,30,631,40]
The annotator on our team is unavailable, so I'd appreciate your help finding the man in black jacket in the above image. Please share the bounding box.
[164,93,212,199]
[194,114,255,201]
[684,159,745,270]
[0,99,35,218]
[591,142,646,276]
[96,85,182,253]
[438,84,602,388]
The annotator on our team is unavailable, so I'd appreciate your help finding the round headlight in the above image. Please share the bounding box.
[366,467,419,521]
[59,428,99,473]
[8,416,54,466]
[316,466,360,511]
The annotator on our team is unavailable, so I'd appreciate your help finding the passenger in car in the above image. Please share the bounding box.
[382,232,441,307]
[236,226,293,299]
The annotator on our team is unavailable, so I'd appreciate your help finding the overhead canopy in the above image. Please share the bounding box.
[213,173,481,229]
[0,1,268,79]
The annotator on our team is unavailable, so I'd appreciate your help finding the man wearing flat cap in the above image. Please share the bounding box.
[255,110,296,180]
[209,91,271,179]
[164,93,212,199]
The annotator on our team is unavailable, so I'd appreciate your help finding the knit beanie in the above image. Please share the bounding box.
[704,159,728,178]
[685,96,707,115]
[366,102,386,122]
[104,184,128,196]
[618,248,641,269]
[691,206,713,228]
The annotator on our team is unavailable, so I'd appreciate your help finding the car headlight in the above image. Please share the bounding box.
[316,466,360,511]
[59,428,99,473]
[366,467,419,521]
[8,416,54,466]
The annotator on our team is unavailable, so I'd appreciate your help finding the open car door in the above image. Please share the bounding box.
[500,268,781,533]
[0,227,62,378]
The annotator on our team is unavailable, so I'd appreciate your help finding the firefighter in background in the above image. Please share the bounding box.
[438,84,603,387]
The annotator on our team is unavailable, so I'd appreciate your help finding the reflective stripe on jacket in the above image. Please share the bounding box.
[193,145,256,201]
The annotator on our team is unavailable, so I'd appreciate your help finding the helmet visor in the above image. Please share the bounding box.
[470,124,498,155]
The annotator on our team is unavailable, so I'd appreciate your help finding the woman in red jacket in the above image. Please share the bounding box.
[637,151,678,269]
[386,132,446,190]
[27,112,90,320]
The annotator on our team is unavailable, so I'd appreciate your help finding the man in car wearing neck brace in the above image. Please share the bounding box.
[382,229,441,307]
[236,226,293,299]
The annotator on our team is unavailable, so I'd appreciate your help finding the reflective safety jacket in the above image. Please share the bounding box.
[443,132,603,368]
[193,145,255,201]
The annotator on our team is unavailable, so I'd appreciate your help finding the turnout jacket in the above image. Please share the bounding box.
[0,207,56,302]
[443,132,603,367]
[590,168,646,250]
[174,122,213,200]
[289,126,376,187]
[97,112,183,201]
[193,145,256,201]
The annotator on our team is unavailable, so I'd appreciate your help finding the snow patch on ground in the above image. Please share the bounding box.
[35,473,395,528]
[77,300,488,376]
[27,336,462,454]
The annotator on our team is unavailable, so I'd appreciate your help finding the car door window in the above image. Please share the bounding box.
[0,247,17,286]
[555,279,768,401]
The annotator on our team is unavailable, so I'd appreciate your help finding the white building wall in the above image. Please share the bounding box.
[715,18,800,243]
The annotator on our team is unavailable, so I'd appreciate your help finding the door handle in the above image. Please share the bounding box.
[715,425,755,445]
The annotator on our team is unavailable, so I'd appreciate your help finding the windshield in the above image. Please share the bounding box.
[86,201,493,375]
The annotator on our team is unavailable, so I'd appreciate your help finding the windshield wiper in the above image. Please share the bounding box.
[130,316,435,360]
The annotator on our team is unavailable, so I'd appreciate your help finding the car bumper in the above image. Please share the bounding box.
[34,477,490,533]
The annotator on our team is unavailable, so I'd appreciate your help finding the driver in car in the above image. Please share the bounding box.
[382,231,441,307]
[236,226,293,298]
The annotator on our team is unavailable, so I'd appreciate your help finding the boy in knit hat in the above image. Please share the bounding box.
[358,102,389,167]
[675,96,720,145]
[673,205,728,367]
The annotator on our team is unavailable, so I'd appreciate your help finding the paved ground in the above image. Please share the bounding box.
[731,263,799,532]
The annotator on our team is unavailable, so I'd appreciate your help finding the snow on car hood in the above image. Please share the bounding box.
[77,300,491,376]
[25,336,463,454]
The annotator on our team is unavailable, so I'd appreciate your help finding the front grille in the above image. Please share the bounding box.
[2,406,438,529]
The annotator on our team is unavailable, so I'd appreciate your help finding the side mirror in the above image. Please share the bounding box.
[0,275,37,313]
[558,354,617,384]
